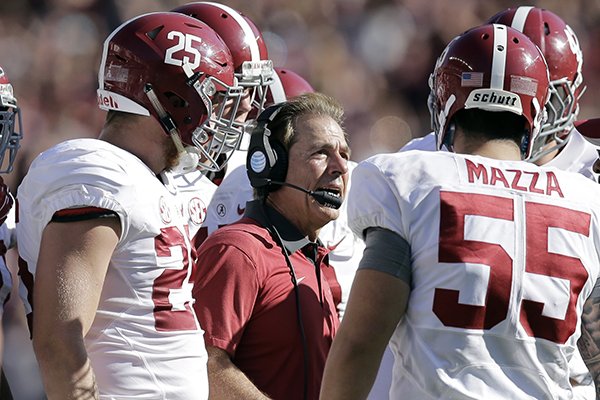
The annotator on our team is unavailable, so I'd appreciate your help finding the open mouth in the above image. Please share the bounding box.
[319,187,341,196]
[316,187,342,208]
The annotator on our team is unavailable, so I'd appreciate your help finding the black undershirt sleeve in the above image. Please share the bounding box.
[358,227,412,285]
[51,206,118,223]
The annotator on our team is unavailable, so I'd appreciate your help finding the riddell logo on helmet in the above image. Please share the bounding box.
[465,89,522,114]
[97,93,119,109]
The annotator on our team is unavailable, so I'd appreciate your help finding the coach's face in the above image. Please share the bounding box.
[268,113,349,241]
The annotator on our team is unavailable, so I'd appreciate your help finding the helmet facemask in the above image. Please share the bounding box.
[237,59,275,116]
[0,82,22,173]
[527,76,585,162]
[190,71,244,173]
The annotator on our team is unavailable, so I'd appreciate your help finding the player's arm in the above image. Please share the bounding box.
[578,284,600,397]
[32,215,120,400]
[320,227,411,400]
[206,345,271,399]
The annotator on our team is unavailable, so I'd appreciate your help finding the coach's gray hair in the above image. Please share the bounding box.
[267,92,347,153]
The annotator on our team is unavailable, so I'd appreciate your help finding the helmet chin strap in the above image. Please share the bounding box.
[443,121,456,152]
[171,137,201,174]
[144,84,200,174]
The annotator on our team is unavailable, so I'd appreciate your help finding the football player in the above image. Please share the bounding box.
[398,8,597,397]
[486,7,593,176]
[172,1,275,185]
[167,2,275,244]
[404,7,594,181]
[321,23,600,399]
[0,65,23,398]
[17,12,242,399]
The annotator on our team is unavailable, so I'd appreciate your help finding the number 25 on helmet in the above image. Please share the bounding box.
[97,12,244,172]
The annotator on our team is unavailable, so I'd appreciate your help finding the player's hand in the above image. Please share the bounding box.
[0,176,14,225]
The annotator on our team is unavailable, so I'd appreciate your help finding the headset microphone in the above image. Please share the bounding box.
[269,180,343,209]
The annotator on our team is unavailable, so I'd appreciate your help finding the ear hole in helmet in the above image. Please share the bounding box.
[220,13,228,19]
[146,26,164,40]
[482,33,490,40]
[165,92,188,108]
[512,37,520,44]
[520,128,531,158]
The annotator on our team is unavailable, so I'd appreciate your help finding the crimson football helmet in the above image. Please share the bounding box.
[243,67,314,135]
[429,24,550,159]
[0,66,22,173]
[266,68,315,105]
[97,12,243,172]
[171,2,274,118]
[487,6,585,162]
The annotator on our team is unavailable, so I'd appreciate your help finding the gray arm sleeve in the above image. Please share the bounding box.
[358,227,411,285]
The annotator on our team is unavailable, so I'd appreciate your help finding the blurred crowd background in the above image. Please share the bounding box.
[1,0,599,398]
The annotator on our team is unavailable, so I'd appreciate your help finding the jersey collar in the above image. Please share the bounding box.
[245,199,313,253]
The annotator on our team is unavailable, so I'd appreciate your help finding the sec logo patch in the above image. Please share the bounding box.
[159,196,172,224]
[188,197,207,225]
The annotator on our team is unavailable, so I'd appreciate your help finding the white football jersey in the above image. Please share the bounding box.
[399,131,437,152]
[222,137,249,180]
[544,128,600,182]
[0,205,16,309]
[203,164,251,235]
[204,161,365,317]
[393,129,597,399]
[349,151,600,399]
[17,138,208,400]
[169,169,217,246]
[401,128,600,180]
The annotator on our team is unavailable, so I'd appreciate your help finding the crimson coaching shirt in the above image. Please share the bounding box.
[203,161,364,318]
[194,200,340,400]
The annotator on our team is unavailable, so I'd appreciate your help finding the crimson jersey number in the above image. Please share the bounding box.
[152,226,197,332]
[434,191,590,344]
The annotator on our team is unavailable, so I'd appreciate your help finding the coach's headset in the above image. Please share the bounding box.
[247,103,288,193]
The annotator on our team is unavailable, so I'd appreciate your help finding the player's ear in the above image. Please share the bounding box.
[593,150,600,177]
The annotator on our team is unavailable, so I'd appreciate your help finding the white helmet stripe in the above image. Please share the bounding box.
[270,72,287,103]
[203,2,261,62]
[491,24,507,89]
[511,6,534,32]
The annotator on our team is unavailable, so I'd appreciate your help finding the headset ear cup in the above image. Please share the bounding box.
[269,140,288,184]
[247,122,271,189]
[246,103,286,190]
